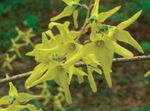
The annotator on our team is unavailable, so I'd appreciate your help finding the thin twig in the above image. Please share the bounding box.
[0,71,32,84]
[0,55,150,84]
[75,3,93,40]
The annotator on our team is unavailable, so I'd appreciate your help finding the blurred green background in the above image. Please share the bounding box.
[0,0,150,111]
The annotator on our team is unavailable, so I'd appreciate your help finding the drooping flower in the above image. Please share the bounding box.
[90,0,121,23]
[50,0,81,29]
[111,10,144,53]
[64,36,133,87]
[0,81,42,111]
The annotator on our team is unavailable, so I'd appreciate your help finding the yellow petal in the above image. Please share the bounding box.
[93,67,102,75]
[90,31,100,41]
[87,67,97,92]
[98,6,121,22]
[45,30,55,40]
[73,10,79,29]
[68,65,74,84]
[74,68,87,76]
[77,75,84,84]
[17,93,35,103]
[64,42,94,68]
[117,10,142,30]
[95,47,112,87]
[31,66,58,87]
[114,30,144,53]
[83,54,100,65]
[50,6,74,21]
[108,41,134,57]
[25,63,48,89]
[42,32,49,43]
[62,0,73,6]
[69,31,80,39]
[0,96,9,105]
[144,70,150,77]
[0,108,5,111]
[11,104,37,111]
[57,72,72,104]
[9,82,18,97]
[48,21,70,36]
[91,0,100,17]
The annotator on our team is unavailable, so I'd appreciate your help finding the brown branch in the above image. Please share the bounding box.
[0,55,150,84]
[0,71,32,84]
[75,3,93,40]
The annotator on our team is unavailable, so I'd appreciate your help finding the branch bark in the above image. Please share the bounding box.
[0,55,150,84]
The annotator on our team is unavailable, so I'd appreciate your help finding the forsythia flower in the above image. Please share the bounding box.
[90,0,121,23]
[50,0,81,29]
[2,54,16,70]
[15,27,35,45]
[9,39,25,57]
[0,81,42,111]
[64,9,143,88]
[25,0,144,104]
[25,22,86,104]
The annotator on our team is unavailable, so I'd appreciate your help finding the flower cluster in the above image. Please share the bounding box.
[0,79,42,111]
[1,27,35,70]
[25,0,143,104]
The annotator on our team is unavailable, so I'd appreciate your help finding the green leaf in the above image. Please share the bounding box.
[131,108,140,111]
[28,99,42,109]
[140,105,150,111]
[141,41,150,51]
[23,15,38,27]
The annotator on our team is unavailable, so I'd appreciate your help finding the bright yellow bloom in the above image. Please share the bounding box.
[90,0,121,23]
[0,81,42,111]
[111,10,144,53]
[25,0,143,105]
[64,36,133,87]
[27,22,80,62]
[25,61,86,104]
[51,0,81,29]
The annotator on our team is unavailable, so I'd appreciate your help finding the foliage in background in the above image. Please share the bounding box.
[0,27,66,111]
[25,0,144,105]
[0,0,150,54]
[0,0,55,53]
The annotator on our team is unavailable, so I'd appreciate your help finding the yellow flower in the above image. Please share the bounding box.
[2,54,16,70]
[9,39,25,57]
[51,0,81,29]
[25,62,86,104]
[111,10,144,53]
[90,0,121,23]
[83,54,102,92]
[27,22,81,62]
[0,81,41,111]
[64,36,133,87]
[15,27,35,45]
